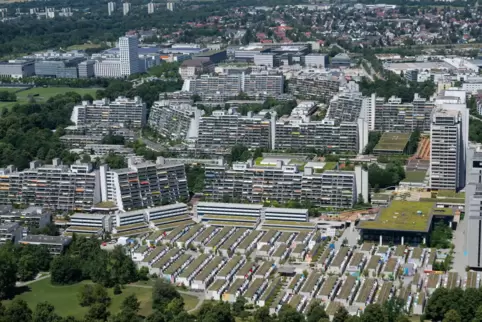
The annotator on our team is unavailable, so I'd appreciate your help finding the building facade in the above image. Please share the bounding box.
[466,145,482,268]
[430,109,462,190]
[119,35,139,76]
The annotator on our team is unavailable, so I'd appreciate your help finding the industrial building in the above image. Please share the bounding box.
[0,60,35,78]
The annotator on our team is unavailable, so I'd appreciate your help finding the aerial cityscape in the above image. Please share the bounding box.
[0,0,481,321]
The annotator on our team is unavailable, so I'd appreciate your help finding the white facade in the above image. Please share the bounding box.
[195,202,263,219]
[107,2,116,15]
[93,59,121,78]
[166,2,174,11]
[263,208,308,222]
[430,109,462,190]
[119,35,140,76]
[305,54,327,68]
[147,2,154,14]
[123,2,131,15]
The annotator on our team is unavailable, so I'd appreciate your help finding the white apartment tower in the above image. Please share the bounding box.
[147,2,155,13]
[107,2,116,15]
[122,2,131,15]
[430,109,462,191]
[166,2,174,11]
[119,35,139,76]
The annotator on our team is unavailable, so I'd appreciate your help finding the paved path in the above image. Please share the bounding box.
[126,283,205,313]
[16,273,50,287]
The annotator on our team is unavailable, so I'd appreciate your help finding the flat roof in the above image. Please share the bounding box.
[226,278,245,295]
[208,279,226,292]
[245,278,264,298]
[20,235,71,245]
[273,244,288,258]
[260,230,277,243]
[300,271,322,294]
[319,276,338,296]
[194,256,223,281]
[264,207,309,214]
[467,271,478,289]
[237,261,256,277]
[217,256,243,277]
[164,254,192,275]
[349,252,364,267]
[277,232,294,244]
[197,202,263,209]
[289,294,303,308]
[152,248,179,268]
[428,274,440,289]
[411,247,423,259]
[376,282,393,304]
[366,255,381,270]
[239,230,263,250]
[177,224,203,243]
[259,277,281,301]
[207,221,257,228]
[402,170,427,183]
[142,246,168,264]
[359,201,434,232]
[194,226,217,243]
[394,245,406,257]
[356,278,376,303]
[256,261,274,277]
[219,229,248,250]
[447,272,459,289]
[338,275,357,300]
[331,246,350,267]
[288,274,302,290]
[178,254,210,278]
[361,242,374,252]
[294,232,308,243]
[326,301,342,316]
[206,226,232,248]
[384,258,398,273]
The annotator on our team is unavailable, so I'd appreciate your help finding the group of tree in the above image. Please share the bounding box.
[185,164,205,194]
[405,129,420,155]
[368,161,405,190]
[359,73,436,102]
[0,90,17,102]
[430,221,453,249]
[424,287,482,322]
[0,92,84,170]
[50,235,139,287]
[363,132,382,154]
[0,243,52,299]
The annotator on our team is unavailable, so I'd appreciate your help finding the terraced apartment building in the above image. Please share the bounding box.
[0,159,97,211]
[99,157,188,211]
[203,161,363,208]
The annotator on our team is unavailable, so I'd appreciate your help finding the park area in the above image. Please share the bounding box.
[0,87,101,109]
[2,277,199,318]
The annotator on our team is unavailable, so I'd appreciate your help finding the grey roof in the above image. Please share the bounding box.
[21,235,72,245]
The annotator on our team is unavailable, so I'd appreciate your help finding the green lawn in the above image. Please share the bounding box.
[359,201,434,232]
[402,170,427,183]
[0,87,101,110]
[3,278,199,318]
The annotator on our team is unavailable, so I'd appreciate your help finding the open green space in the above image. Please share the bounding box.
[374,132,411,152]
[436,190,465,199]
[359,200,434,232]
[0,87,101,109]
[402,170,427,183]
[3,277,198,318]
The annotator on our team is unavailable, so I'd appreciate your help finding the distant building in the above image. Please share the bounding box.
[78,60,96,78]
[108,1,116,15]
[254,53,279,67]
[0,60,35,78]
[147,2,155,13]
[123,2,131,15]
[166,2,174,11]
[330,53,351,68]
[304,54,328,68]
[93,59,122,78]
[466,145,482,269]
[0,222,22,244]
[20,235,72,255]
[178,59,214,80]
[119,35,140,76]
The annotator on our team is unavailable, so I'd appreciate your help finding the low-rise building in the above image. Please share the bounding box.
[0,222,22,244]
[19,235,71,255]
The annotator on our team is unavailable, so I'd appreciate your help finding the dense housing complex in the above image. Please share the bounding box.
[148,99,202,140]
[203,160,366,208]
[287,71,341,100]
[0,159,96,211]
[197,110,272,150]
[71,96,147,129]
[99,157,188,211]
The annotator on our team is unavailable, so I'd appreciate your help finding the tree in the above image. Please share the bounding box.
[383,298,405,322]
[122,294,140,314]
[306,301,328,322]
[78,285,95,306]
[0,247,17,299]
[253,306,272,322]
[110,295,142,322]
[32,302,62,322]
[4,299,32,322]
[152,279,182,312]
[17,254,38,281]
[443,309,461,322]
[198,302,235,322]
[333,306,349,322]
[232,296,246,316]
[361,304,386,322]
[138,266,149,281]
[277,305,305,322]
[84,303,110,322]
[430,222,453,249]
[50,253,82,285]
[113,284,122,295]
[472,305,482,322]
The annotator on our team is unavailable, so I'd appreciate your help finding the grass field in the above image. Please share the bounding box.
[3,278,199,318]
[0,87,101,109]
[402,170,427,183]
[359,200,434,232]
[374,132,411,153]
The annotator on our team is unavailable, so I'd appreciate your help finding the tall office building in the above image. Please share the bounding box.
[430,109,462,190]
[166,2,174,11]
[119,35,139,76]
[147,2,154,13]
[122,2,131,15]
[466,145,482,268]
[107,1,116,15]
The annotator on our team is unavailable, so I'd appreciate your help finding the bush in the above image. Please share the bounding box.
[113,284,122,295]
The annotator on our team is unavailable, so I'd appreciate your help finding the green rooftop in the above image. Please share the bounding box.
[374,132,410,152]
[359,201,434,232]
[401,170,427,183]
[437,190,465,199]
